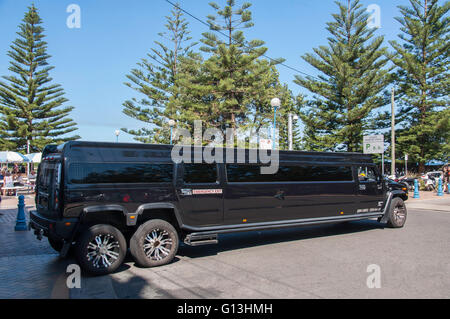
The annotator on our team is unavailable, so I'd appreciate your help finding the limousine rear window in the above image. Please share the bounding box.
[37,162,59,190]
[183,164,218,184]
[68,163,173,184]
[226,165,353,183]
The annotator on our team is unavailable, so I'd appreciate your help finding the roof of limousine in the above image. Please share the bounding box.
[45,141,374,165]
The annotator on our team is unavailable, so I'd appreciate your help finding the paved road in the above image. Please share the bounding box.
[1,201,449,299]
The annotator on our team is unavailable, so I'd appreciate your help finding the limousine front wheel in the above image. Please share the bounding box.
[130,219,179,268]
[386,197,407,228]
[75,224,127,276]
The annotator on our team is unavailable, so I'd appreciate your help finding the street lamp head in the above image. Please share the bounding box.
[168,119,176,127]
[270,98,281,108]
[293,114,299,121]
[115,130,120,137]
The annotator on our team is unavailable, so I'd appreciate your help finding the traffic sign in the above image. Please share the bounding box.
[363,135,384,154]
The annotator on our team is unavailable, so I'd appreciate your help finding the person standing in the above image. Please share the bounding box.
[3,171,14,196]
[443,165,449,194]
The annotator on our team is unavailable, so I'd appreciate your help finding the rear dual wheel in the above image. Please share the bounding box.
[75,224,127,276]
[130,219,179,268]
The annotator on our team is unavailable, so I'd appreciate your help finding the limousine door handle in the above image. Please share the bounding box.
[274,190,285,200]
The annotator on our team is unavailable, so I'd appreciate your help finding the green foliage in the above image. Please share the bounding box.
[295,0,393,152]
[122,4,197,144]
[0,5,79,152]
[196,0,271,131]
[172,0,292,148]
[389,0,449,171]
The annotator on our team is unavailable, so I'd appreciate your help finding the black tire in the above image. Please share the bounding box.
[75,224,127,276]
[130,219,179,268]
[48,237,64,252]
[386,197,407,228]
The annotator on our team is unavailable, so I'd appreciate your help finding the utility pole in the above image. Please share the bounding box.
[391,87,396,176]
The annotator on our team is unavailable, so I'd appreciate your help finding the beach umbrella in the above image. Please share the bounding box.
[0,151,30,163]
[25,153,42,163]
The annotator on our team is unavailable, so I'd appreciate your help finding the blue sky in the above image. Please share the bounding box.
[0,0,413,143]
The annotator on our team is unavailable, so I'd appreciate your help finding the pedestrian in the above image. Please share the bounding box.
[443,165,449,194]
[3,171,14,196]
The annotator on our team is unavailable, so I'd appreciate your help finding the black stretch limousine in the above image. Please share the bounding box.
[30,141,408,275]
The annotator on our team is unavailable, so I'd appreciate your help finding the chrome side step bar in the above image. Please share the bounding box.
[184,234,219,246]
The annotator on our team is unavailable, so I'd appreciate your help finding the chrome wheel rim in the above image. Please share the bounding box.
[143,229,173,261]
[393,204,406,224]
[86,234,120,269]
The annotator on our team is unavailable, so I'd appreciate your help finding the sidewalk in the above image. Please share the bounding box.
[0,202,71,299]
[406,190,450,212]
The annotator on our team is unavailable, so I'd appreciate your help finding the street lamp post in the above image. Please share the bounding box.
[115,130,120,143]
[391,87,396,176]
[168,120,176,145]
[405,154,408,176]
[271,98,281,150]
[288,114,299,151]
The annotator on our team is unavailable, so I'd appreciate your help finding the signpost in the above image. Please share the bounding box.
[363,135,385,175]
[405,154,408,176]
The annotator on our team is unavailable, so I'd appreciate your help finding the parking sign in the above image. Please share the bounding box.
[363,135,384,154]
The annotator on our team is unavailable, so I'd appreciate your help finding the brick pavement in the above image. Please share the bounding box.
[0,205,70,299]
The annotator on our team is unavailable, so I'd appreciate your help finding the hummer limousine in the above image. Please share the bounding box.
[29,141,408,275]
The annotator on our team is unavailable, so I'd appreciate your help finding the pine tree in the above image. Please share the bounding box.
[389,0,449,172]
[294,0,392,152]
[0,5,79,152]
[190,0,274,132]
[246,64,301,151]
[122,4,197,144]
[247,61,297,149]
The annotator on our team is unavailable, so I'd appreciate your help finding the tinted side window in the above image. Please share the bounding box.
[68,163,173,184]
[183,164,218,184]
[226,165,262,182]
[357,166,377,182]
[226,165,353,182]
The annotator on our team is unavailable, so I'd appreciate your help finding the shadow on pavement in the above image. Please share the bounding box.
[110,272,179,299]
[177,219,385,258]
[99,220,385,299]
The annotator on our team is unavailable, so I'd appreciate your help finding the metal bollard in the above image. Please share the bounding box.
[15,195,28,231]
[413,179,420,199]
[437,178,443,196]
